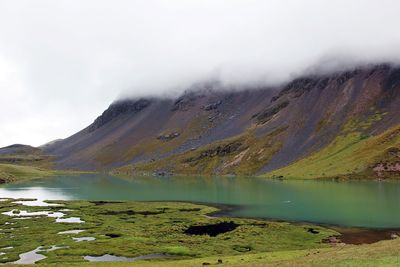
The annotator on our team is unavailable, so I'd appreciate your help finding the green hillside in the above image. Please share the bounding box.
[267,124,400,179]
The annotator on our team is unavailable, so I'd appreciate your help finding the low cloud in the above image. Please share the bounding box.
[0,0,400,146]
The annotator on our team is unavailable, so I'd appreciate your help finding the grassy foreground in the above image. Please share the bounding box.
[41,238,400,266]
[0,200,337,265]
[0,199,399,266]
[0,200,400,267]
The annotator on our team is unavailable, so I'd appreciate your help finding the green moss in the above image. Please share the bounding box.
[163,246,194,256]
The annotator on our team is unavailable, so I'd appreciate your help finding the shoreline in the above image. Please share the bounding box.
[149,200,400,245]
[201,201,400,245]
[3,169,400,185]
[112,171,400,182]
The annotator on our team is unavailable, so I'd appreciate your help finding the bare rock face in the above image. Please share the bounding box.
[373,146,400,177]
[88,99,151,132]
[157,132,180,141]
[184,141,244,163]
[373,162,400,177]
[334,69,361,86]
[254,100,289,124]
[271,77,321,102]
[171,91,205,111]
[202,100,222,111]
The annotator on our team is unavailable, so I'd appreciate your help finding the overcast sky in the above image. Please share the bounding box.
[0,0,400,147]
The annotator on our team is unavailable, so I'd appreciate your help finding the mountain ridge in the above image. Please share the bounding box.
[43,63,400,178]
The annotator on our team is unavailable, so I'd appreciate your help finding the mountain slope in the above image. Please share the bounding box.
[45,64,400,178]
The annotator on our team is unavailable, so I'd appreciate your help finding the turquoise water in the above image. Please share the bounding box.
[1,174,400,228]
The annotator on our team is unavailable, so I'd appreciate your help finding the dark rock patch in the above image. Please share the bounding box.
[90,201,124,206]
[171,93,203,111]
[184,221,239,237]
[178,208,201,212]
[152,171,173,177]
[384,67,400,90]
[100,210,165,216]
[183,141,243,163]
[157,132,180,141]
[334,69,360,85]
[271,77,318,102]
[105,233,121,238]
[254,101,289,124]
[307,228,320,234]
[202,100,222,111]
[316,77,330,90]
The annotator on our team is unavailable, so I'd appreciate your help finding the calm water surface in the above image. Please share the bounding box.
[1,174,400,228]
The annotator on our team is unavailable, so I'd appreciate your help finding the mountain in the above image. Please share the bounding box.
[0,144,40,155]
[0,143,52,167]
[0,144,56,183]
[44,64,400,179]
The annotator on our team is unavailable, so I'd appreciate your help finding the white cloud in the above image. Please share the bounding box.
[0,0,399,147]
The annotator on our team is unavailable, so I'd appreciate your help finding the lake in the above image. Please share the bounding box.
[1,174,399,228]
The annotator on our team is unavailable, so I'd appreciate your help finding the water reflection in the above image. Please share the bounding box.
[84,253,167,262]
[0,186,71,205]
